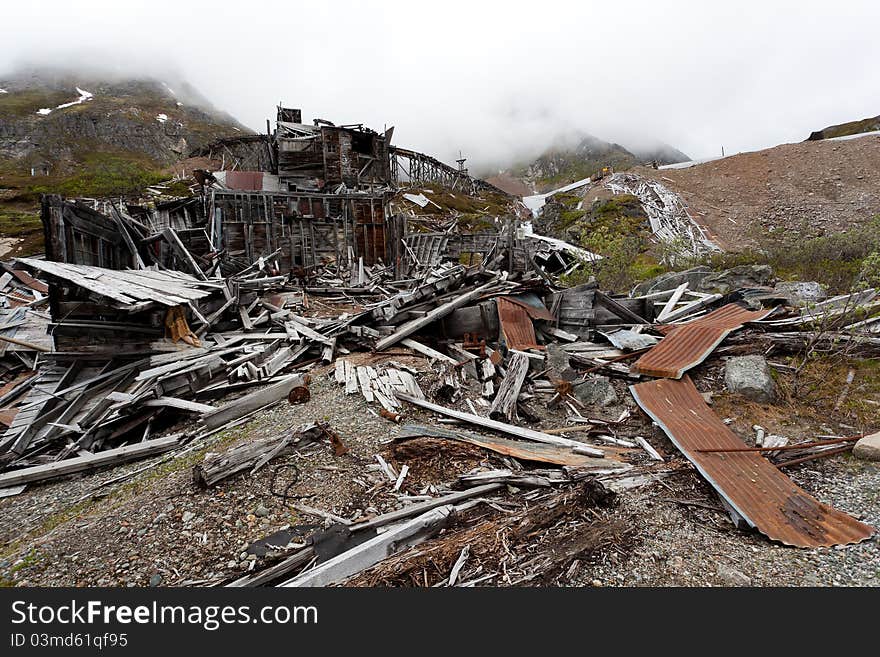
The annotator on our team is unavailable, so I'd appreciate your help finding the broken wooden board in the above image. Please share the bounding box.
[398,425,627,468]
[395,392,604,454]
[200,374,308,431]
[279,505,453,587]
[0,435,181,488]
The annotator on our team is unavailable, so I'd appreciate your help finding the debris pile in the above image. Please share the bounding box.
[1,103,878,587]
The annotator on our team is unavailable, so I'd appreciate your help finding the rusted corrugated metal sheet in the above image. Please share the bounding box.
[223,171,265,191]
[503,293,556,321]
[8,269,49,294]
[496,297,542,350]
[630,376,874,547]
[631,303,775,378]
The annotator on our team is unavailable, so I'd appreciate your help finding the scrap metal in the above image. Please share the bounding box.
[630,376,875,547]
[631,303,775,378]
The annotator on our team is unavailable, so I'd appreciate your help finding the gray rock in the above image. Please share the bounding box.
[774,281,827,306]
[545,343,576,381]
[573,375,618,407]
[699,265,775,295]
[181,511,195,524]
[254,504,270,518]
[724,355,775,403]
[149,573,162,587]
[853,431,880,461]
[632,266,711,296]
[716,564,751,587]
[227,560,238,569]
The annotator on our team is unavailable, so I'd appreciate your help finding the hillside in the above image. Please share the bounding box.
[638,132,880,250]
[0,67,252,256]
[807,114,880,141]
[485,132,689,195]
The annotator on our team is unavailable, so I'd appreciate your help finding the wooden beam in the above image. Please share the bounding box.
[399,338,457,364]
[0,435,181,488]
[200,374,308,431]
[395,392,603,453]
[162,227,207,280]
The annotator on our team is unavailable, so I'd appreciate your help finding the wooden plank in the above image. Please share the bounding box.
[143,397,217,414]
[489,352,529,422]
[351,483,503,532]
[344,360,358,394]
[0,435,181,487]
[162,227,207,280]
[395,392,602,452]
[200,374,308,431]
[279,506,453,587]
[594,291,648,324]
[655,282,689,322]
[400,338,457,364]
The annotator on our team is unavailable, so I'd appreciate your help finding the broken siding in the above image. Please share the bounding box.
[630,376,874,547]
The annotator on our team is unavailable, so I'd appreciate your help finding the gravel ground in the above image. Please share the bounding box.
[1,352,877,587]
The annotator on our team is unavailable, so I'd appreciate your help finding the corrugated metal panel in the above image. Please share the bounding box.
[631,303,774,378]
[503,293,555,321]
[223,171,264,191]
[496,297,541,351]
[8,269,49,294]
[630,376,875,547]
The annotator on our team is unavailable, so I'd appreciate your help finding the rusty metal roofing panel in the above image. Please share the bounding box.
[223,170,264,191]
[631,303,774,378]
[503,293,556,321]
[630,376,874,547]
[496,297,542,351]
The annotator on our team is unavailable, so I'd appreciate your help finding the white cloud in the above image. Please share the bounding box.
[2,0,878,165]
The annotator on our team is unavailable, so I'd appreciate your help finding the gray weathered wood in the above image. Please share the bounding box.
[395,392,602,452]
[489,352,529,422]
[0,435,181,487]
[279,506,453,587]
[375,279,499,351]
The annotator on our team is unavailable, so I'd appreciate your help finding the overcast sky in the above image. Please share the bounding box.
[2,1,878,169]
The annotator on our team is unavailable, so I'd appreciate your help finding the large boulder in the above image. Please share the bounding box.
[724,355,775,403]
[699,265,775,295]
[853,431,880,461]
[573,375,618,407]
[774,281,827,306]
[632,266,711,297]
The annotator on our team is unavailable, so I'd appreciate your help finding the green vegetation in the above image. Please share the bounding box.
[0,209,44,256]
[29,152,166,198]
[699,217,880,293]
[813,115,880,140]
[557,194,668,291]
[401,184,514,231]
[0,89,72,117]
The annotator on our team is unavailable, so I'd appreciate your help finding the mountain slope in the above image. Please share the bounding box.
[807,114,880,141]
[485,132,689,195]
[0,67,252,256]
[638,133,880,250]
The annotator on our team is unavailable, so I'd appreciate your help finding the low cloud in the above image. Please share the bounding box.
[2,0,878,168]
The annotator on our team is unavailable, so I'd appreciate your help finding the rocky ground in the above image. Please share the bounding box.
[637,134,880,250]
[1,340,876,588]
